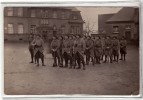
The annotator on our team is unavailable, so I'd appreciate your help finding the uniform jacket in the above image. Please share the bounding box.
[51,39,60,51]
[112,39,120,50]
[120,40,127,48]
[62,39,72,54]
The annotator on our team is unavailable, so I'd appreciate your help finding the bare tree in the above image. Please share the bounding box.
[84,18,96,36]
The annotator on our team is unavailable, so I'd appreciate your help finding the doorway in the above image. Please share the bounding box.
[125,31,131,41]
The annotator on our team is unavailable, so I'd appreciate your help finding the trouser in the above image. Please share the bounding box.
[104,49,112,63]
[52,51,60,66]
[29,48,34,62]
[112,49,119,62]
[63,52,72,67]
[120,47,127,60]
[95,48,102,64]
[85,50,90,65]
[75,52,85,69]
[35,50,44,65]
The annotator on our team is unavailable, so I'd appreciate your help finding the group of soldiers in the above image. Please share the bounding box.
[50,34,127,70]
[28,33,127,69]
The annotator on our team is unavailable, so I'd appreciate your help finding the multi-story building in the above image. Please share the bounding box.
[4,7,84,41]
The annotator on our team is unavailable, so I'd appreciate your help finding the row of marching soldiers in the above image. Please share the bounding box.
[51,35,127,70]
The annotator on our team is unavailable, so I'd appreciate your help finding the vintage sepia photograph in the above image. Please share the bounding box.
[4,6,140,95]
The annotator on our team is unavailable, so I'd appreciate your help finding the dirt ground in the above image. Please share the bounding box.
[4,42,140,95]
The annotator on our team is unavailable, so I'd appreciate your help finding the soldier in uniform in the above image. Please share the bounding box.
[85,36,94,65]
[51,36,60,67]
[72,35,78,68]
[104,36,113,63]
[75,35,86,70]
[101,36,106,61]
[31,34,45,66]
[94,36,102,64]
[112,36,120,62]
[62,35,72,68]
[120,36,127,60]
[28,34,35,63]
[58,36,64,67]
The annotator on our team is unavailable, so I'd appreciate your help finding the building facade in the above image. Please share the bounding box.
[98,7,139,43]
[4,7,84,41]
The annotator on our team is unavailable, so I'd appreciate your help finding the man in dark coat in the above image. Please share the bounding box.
[51,36,60,67]
[120,36,127,60]
[112,36,120,62]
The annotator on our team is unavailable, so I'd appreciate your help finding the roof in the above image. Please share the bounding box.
[64,7,80,11]
[106,7,138,23]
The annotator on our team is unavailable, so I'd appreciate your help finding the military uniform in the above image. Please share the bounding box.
[112,38,120,62]
[28,35,34,63]
[51,38,60,67]
[120,39,127,60]
[104,38,113,63]
[62,39,72,68]
[94,39,102,64]
[75,38,86,70]
[85,38,94,65]
[32,37,45,66]
[101,38,106,60]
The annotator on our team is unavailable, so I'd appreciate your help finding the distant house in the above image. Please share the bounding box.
[98,7,139,42]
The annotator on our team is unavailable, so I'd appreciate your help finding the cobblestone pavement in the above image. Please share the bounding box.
[4,42,139,95]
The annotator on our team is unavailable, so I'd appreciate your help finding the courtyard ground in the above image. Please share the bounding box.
[4,42,140,95]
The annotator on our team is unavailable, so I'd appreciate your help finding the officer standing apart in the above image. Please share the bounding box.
[31,34,45,67]
[28,34,35,63]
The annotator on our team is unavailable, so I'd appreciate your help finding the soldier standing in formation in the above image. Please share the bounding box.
[112,36,120,62]
[51,36,60,67]
[85,36,94,65]
[120,36,127,60]
[94,36,102,64]
[104,36,113,63]
[62,35,72,68]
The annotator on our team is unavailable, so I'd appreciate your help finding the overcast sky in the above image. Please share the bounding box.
[77,7,122,31]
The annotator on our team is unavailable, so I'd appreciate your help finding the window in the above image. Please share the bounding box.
[31,10,36,17]
[7,7,13,16]
[113,26,119,33]
[41,19,48,25]
[7,24,14,34]
[53,11,57,18]
[45,10,48,18]
[72,14,78,20]
[17,8,23,16]
[30,25,36,34]
[61,12,66,19]
[18,24,24,34]
[125,25,131,29]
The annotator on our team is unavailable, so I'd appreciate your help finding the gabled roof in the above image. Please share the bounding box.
[106,7,138,23]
